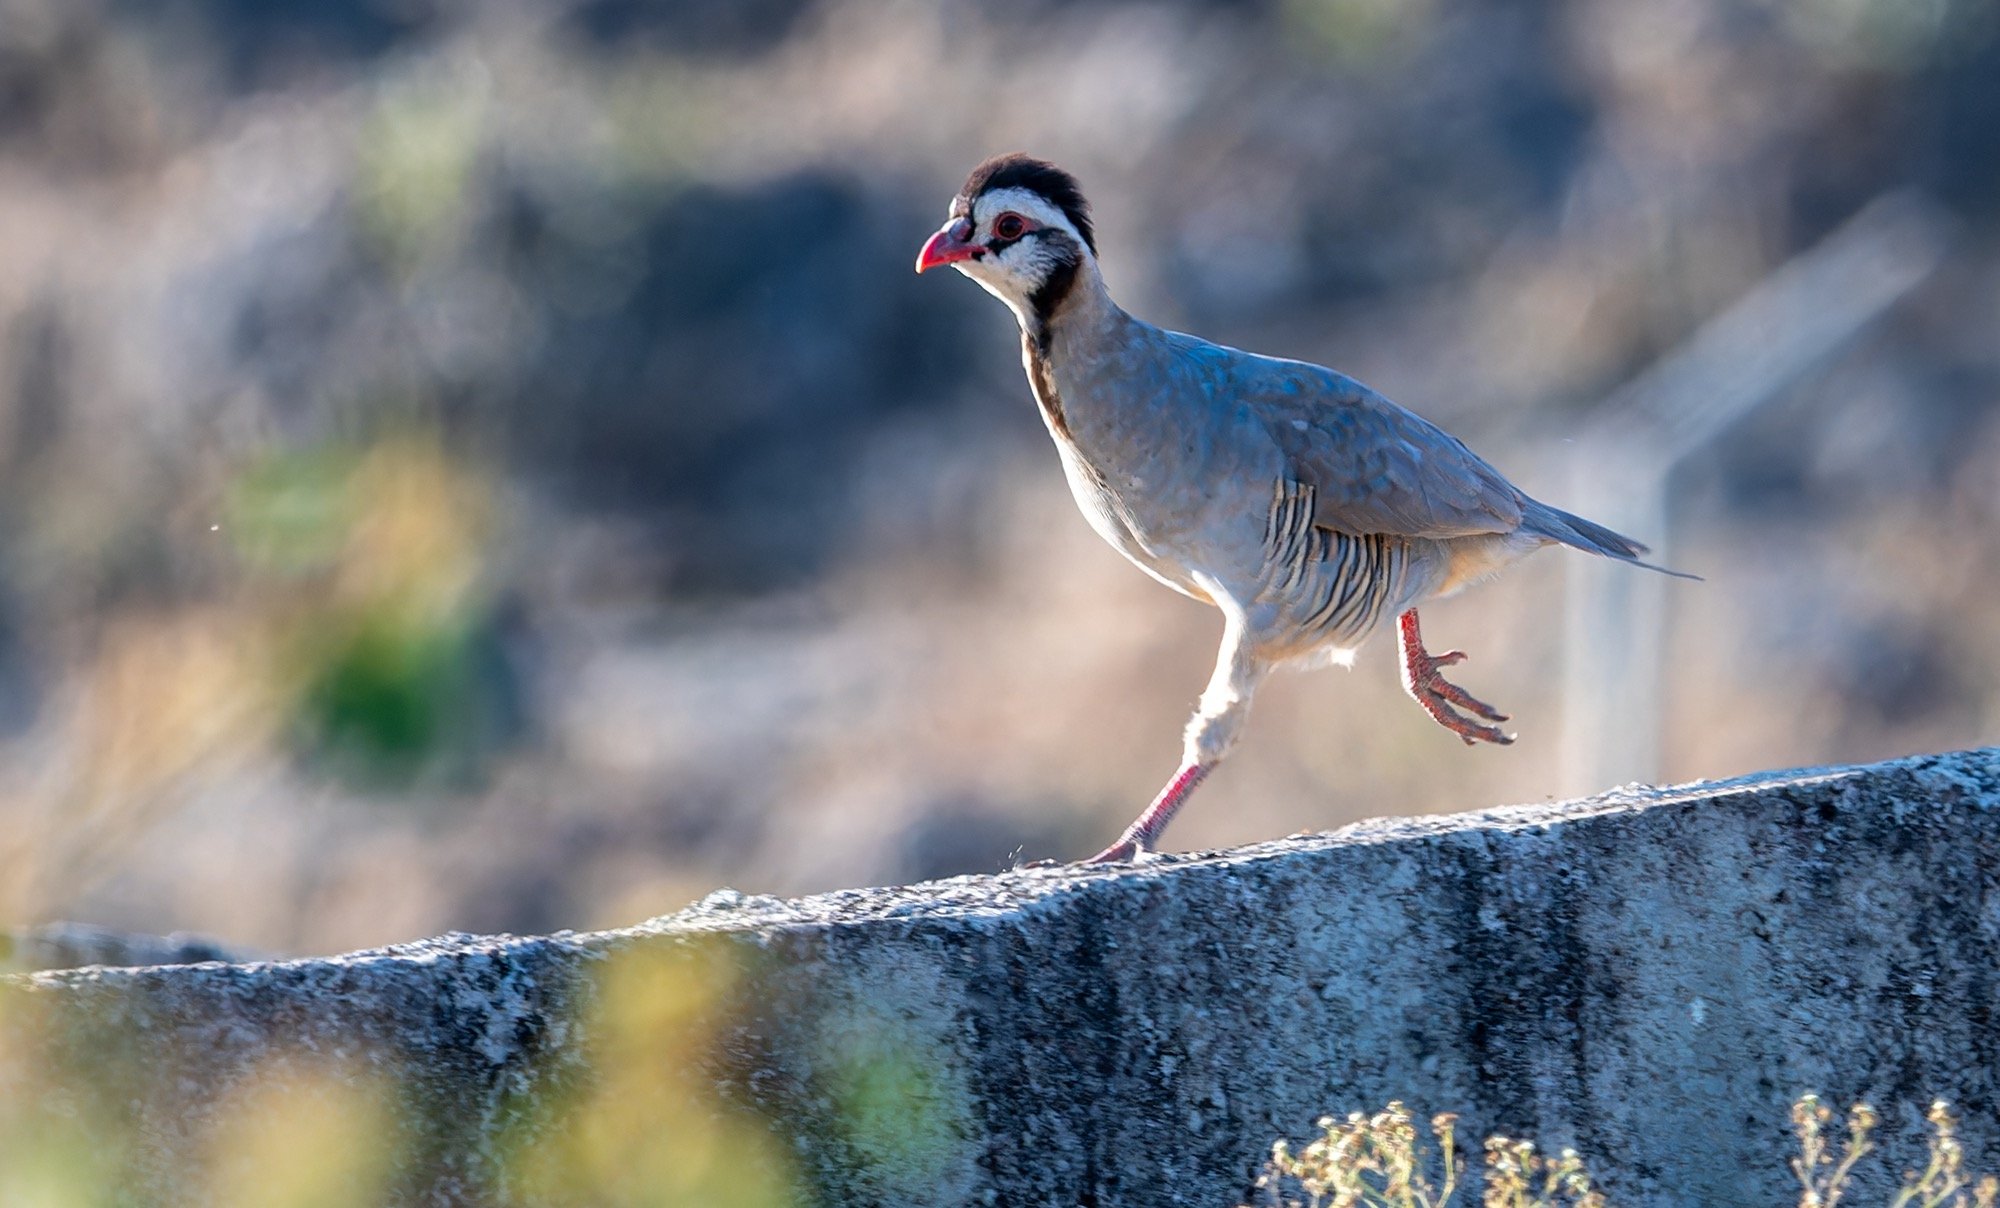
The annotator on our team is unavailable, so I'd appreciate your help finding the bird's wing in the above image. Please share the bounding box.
[1248,359,1526,539]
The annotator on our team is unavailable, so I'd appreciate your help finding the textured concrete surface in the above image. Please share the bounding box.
[5,747,2000,1205]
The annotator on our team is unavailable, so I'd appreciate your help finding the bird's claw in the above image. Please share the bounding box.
[1405,648,1514,746]
[1426,669,1508,723]
[1428,699,1513,746]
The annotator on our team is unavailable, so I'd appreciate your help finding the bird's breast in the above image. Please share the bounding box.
[1032,329,1275,601]
[1054,443,1209,599]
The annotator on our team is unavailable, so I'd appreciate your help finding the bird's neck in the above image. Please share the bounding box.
[1011,254,1122,358]
[1013,256,1127,450]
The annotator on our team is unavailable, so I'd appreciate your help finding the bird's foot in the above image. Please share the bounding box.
[1079,762,1212,864]
[1096,836,1144,864]
[1403,646,1514,746]
[1083,837,1166,865]
[1397,609,1513,746]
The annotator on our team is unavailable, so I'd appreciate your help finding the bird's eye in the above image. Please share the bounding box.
[994,213,1026,240]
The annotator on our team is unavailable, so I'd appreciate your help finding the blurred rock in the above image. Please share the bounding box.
[1,921,245,973]
[499,169,986,592]
[566,0,817,59]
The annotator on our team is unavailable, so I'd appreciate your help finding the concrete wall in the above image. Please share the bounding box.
[5,747,1998,1205]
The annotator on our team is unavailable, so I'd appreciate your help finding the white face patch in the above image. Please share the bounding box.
[971,188,1081,243]
[950,186,1091,312]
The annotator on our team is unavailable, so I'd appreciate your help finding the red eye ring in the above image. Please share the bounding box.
[994,212,1027,240]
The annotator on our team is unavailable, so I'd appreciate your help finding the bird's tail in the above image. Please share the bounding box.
[1522,501,1702,581]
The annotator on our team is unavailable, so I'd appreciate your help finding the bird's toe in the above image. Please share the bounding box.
[1415,684,1516,747]
[1451,714,1513,746]
[1083,839,1142,865]
[1424,673,1507,722]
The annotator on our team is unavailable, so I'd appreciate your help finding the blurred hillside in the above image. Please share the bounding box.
[0,0,1994,955]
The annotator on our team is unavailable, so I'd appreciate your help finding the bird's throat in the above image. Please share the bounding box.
[1016,258,1120,445]
[1027,256,1081,349]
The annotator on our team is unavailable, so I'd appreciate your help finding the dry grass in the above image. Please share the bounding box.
[1242,1095,1998,1208]
[1791,1095,1997,1208]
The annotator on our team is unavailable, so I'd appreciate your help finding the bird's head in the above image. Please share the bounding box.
[915,154,1097,320]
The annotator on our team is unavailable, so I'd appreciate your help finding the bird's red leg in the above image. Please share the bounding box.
[1085,762,1212,863]
[1397,609,1513,746]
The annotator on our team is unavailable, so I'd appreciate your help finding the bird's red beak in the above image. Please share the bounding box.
[915,218,981,273]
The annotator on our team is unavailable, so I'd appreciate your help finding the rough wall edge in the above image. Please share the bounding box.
[9,746,2000,1207]
[17,746,1993,984]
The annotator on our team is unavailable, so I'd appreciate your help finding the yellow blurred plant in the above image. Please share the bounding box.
[501,942,801,1207]
[0,607,283,923]
[203,1058,402,1208]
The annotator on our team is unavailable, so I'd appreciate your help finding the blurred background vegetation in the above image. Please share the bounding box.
[0,0,1995,956]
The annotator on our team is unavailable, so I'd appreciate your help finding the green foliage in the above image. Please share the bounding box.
[226,434,514,789]
[292,607,493,787]
[1280,0,1437,67]
[820,1011,971,1187]
[355,63,488,268]
[227,448,359,574]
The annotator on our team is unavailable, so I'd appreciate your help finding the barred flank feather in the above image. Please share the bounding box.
[1264,480,1409,644]
[1303,528,1401,641]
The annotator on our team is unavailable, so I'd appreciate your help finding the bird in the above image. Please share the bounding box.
[915,154,1690,863]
